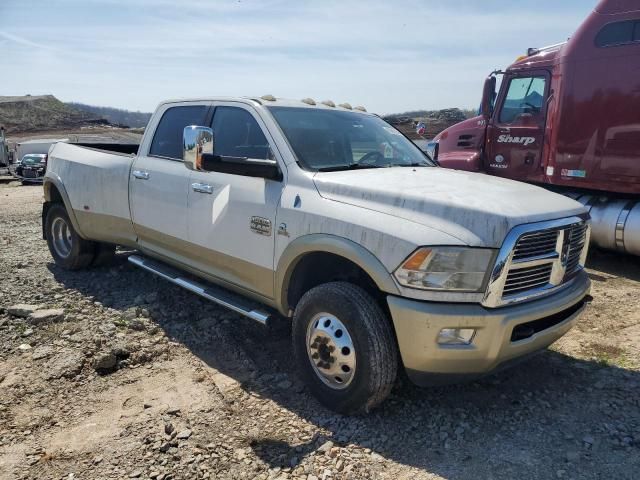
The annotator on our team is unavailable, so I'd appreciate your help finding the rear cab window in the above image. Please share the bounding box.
[149,105,209,160]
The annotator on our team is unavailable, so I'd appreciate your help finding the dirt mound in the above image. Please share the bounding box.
[384,108,470,140]
[0,95,106,134]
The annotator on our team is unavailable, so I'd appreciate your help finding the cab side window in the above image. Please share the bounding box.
[595,20,640,47]
[149,105,208,160]
[211,107,271,160]
[499,77,546,124]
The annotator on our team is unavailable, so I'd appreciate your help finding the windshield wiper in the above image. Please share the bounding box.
[317,163,383,172]
[395,162,431,167]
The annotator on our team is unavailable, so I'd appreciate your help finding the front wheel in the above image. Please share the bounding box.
[292,282,398,414]
[45,204,96,270]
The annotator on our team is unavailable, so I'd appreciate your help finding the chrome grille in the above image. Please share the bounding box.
[482,216,591,308]
[512,229,558,261]
[564,223,588,276]
[503,263,553,296]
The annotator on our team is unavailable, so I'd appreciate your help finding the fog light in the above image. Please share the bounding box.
[438,328,476,345]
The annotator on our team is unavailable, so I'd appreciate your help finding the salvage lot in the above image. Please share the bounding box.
[0,184,638,480]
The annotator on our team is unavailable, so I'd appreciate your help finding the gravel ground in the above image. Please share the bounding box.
[0,184,638,480]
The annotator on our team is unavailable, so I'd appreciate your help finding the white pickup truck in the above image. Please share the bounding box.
[43,96,591,414]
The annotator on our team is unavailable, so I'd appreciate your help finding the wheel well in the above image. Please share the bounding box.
[45,182,63,204]
[42,183,64,239]
[286,252,387,314]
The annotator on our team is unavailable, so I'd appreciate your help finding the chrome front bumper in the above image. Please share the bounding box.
[388,270,591,386]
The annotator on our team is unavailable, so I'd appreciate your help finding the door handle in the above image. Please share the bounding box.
[192,182,213,194]
[132,170,150,180]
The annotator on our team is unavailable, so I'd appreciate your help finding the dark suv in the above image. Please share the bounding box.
[16,154,47,183]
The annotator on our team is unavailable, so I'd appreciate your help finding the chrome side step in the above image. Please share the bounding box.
[128,254,271,325]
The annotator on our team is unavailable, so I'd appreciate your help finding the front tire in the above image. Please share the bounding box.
[45,204,95,270]
[292,282,398,414]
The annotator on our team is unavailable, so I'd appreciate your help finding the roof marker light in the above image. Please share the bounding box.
[338,103,352,110]
[301,98,316,105]
[261,94,276,101]
[353,106,367,112]
[321,100,336,107]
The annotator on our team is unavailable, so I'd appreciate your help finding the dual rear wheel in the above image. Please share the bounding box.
[45,203,115,270]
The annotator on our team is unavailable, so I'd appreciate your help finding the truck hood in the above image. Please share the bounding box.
[313,167,587,248]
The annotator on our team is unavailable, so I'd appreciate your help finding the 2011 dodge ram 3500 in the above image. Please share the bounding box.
[42,96,592,414]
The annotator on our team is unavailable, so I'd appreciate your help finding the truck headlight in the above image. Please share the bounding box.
[394,247,495,292]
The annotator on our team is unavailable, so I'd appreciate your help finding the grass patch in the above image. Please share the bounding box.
[585,342,631,367]
[113,317,129,329]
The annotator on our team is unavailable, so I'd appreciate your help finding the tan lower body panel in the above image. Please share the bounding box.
[74,210,138,248]
[134,224,275,304]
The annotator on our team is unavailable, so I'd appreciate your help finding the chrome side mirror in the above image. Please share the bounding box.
[183,126,214,171]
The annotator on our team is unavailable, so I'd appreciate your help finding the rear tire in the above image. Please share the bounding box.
[292,281,398,415]
[45,203,95,270]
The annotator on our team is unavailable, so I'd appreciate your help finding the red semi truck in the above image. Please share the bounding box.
[429,0,640,256]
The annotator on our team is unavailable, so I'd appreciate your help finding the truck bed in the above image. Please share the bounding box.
[46,142,137,245]
[74,142,139,155]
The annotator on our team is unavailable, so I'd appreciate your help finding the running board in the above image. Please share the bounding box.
[127,254,271,325]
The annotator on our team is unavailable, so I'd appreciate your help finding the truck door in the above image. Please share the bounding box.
[187,103,284,300]
[130,103,211,262]
[485,73,549,180]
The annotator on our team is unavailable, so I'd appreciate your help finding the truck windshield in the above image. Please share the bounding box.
[268,107,434,171]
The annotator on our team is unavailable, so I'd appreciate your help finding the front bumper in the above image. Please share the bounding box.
[19,168,46,182]
[388,270,591,386]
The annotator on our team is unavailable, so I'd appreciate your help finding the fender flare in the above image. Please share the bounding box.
[43,175,87,239]
[275,234,400,314]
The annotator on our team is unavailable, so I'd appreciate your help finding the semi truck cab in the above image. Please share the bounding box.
[428,63,552,182]
[431,0,640,256]
[433,0,640,195]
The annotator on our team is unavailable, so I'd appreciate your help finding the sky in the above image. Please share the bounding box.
[0,0,595,115]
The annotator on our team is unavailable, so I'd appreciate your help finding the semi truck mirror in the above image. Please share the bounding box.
[480,76,497,118]
[183,126,214,171]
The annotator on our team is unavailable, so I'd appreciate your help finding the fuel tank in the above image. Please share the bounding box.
[566,193,640,256]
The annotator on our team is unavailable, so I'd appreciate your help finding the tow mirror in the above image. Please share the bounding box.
[480,76,497,118]
[183,126,214,171]
[182,125,282,180]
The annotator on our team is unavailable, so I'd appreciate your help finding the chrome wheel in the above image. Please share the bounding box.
[306,313,356,390]
[51,216,73,259]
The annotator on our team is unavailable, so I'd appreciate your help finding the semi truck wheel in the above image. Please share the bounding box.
[45,204,95,270]
[292,281,398,414]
